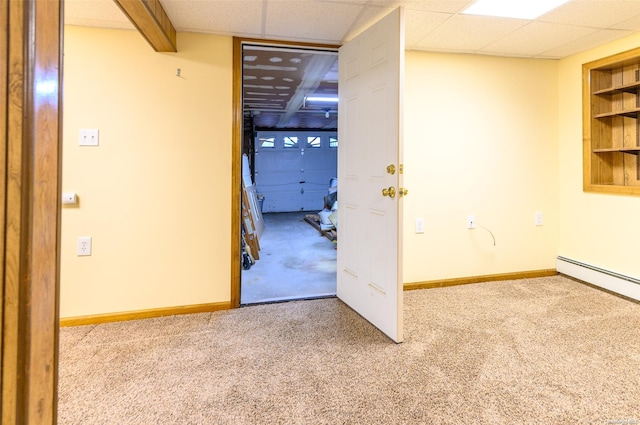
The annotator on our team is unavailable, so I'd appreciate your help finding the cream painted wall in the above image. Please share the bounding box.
[62,26,611,316]
[558,34,640,279]
[61,27,232,317]
[403,52,559,283]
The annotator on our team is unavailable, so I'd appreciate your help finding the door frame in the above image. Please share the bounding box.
[230,37,340,308]
[2,0,62,422]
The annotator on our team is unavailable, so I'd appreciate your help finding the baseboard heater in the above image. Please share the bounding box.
[556,256,640,302]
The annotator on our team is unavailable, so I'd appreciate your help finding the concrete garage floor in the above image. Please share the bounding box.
[240,211,337,305]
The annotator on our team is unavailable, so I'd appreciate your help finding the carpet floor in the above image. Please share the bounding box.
[58,275,640,424]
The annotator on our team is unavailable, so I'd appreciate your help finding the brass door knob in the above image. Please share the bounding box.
[382,187,396,198]
[386,164,396,175]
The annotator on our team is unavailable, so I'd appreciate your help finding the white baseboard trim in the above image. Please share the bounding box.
[556,256,640,302]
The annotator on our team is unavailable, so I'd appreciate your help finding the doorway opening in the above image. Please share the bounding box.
[235,40,340,305]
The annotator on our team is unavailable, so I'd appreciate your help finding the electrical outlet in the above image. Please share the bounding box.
[467,215,476,229]
[415,217,425,234]
[77,236,92,256]
[535,211,544,226]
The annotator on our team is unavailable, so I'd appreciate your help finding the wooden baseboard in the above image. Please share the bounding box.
[404,269,558,291]
[59,301,232,327]
[61,270,558,326]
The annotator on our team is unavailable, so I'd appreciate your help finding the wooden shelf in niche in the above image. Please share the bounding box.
[593,107,640,119]
[593,147,640,155]
[583,47,640,194]
[593,81,640,95]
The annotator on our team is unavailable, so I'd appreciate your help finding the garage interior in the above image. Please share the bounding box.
[240,43,340,304]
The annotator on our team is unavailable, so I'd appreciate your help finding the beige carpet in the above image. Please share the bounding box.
[58,275,640,424]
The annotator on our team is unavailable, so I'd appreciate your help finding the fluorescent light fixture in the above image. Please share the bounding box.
[462,0,570,20]
[305,96,339,102]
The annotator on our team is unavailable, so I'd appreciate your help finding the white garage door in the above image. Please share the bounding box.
[255,131,337,213]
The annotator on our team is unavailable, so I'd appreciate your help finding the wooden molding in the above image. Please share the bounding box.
[0,4,8,410]
[235,37,341,51]
[230,37,243,308]
[113,0,177,52]
[60,302,231,327]
[582,61,593,192]
[2,0,62,422]
[404,269,558,291]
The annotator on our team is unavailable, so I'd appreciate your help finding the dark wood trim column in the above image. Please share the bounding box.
[230,37,242,308]
[1,0,63,423]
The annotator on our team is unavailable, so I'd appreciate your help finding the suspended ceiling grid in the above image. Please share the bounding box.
[65,0,640,129]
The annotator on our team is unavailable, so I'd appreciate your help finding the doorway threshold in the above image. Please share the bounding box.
[241,293,337,307]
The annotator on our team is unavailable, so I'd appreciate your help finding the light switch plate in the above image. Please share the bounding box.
[535,211,543,226]
[415,217,424,234]
[79,129,99,146]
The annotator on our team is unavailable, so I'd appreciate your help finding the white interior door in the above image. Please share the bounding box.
[337,7,404,343]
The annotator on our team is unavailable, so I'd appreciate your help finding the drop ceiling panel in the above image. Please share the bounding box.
[370,0,472,14]
[265,1,365,43]
[343,5,396,41]
[404,10,451,46]
[414,15,527,52]
[64,0,133,29]
[162,1,264,36]
[315,0,370,3]
[540,0,640,28]
[540,28,633,58]
[612,14,640,31]
[482,21,597,57]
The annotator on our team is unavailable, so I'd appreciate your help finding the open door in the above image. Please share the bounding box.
[337,7,405,343]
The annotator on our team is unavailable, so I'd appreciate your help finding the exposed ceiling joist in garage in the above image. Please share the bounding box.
[242,45,339,129]
[274,51,338,128]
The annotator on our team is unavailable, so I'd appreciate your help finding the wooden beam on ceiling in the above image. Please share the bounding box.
[113,0,177,52]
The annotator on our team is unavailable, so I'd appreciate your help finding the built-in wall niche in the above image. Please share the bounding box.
[584,47,640,195]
